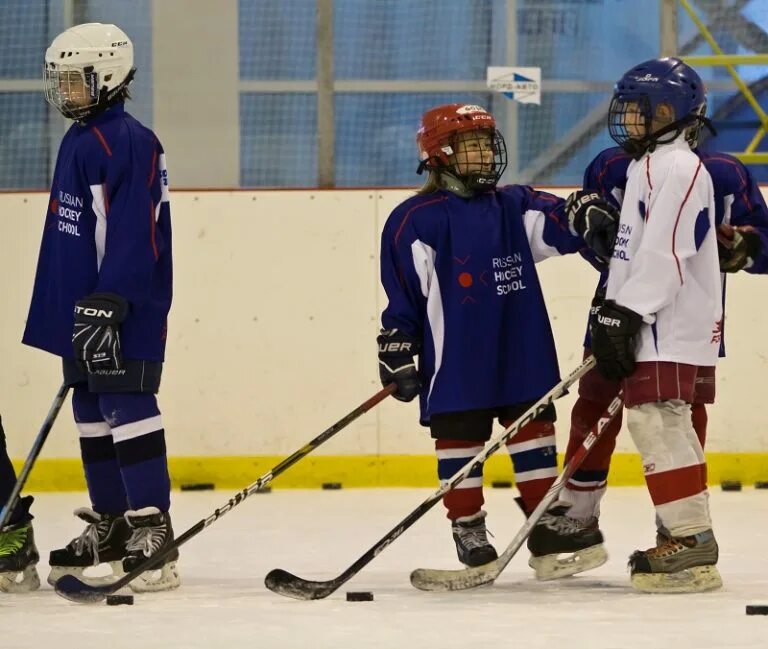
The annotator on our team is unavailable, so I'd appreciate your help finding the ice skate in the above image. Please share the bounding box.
[451,511,498,567]
[629,529,722,593]
[123,507,180,592]
[48,508,130,587]
[0,519,40,593]
[527,504,607,580]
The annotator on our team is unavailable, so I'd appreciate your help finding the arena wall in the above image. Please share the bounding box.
[2,187,767,489]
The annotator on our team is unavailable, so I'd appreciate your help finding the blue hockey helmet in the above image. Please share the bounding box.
[608,57,712,158]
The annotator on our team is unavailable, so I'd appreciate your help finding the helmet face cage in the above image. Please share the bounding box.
[608,95,652,150]
[438,127,508,191]
[44,64,100,120]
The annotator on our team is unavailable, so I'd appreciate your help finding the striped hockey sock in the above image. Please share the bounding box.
[504,420,558,515]
[73,387,129,514]
[435,439,485,520]
[101,393,171,513]
[560,395,622,521]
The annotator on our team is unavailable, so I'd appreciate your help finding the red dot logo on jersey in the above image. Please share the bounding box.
[458,272,473,288]
[50,198,58,214]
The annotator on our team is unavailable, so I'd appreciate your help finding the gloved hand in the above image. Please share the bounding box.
[377,329,421,402]
[717,223,761,273]
[566,190,620,262]
[589,300,642,381]
[72,293,130,373]
[588,287,607,329]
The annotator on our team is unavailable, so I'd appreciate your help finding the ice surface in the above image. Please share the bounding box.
[3,487,767,649]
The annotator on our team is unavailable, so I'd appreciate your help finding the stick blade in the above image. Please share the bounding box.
[410,563,499,592]
[264,568,337,600]
[54,574,113,603]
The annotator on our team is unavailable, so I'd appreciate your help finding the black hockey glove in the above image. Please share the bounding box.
[72,293,130,373]
[717,223,762,273]
[566,190,620,262]
[589,300,642,382]
[587,287,607,333]
[377,329,421,402]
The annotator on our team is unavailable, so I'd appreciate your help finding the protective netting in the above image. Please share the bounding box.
[0,0,152,189]
[0,1,764,189]
[682,0,768,180]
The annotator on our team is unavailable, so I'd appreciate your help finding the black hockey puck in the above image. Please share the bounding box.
[746,605,768,615]
[755,481,768,490]
[721,480,742,492]
[491,480,512,489]
[106,594,134,606]
[180,483,215,491]
[346,591,374,601]
[322,482,342,490]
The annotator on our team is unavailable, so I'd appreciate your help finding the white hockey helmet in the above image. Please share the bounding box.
[44,23,135,120]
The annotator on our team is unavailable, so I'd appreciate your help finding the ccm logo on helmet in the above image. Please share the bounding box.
[597,314,622,328]
[74,306,115,318]
[111,40,128,47]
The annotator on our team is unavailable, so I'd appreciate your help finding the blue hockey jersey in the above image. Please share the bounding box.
[23,104,172,361]
[380,186,587,424]
[582,146,768,351]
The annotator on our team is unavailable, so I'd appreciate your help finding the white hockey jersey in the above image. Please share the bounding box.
[606,135,722,366]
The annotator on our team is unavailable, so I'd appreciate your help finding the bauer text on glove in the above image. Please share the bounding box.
[589,300,642,381]
[566,190,620,262]
[377,329,421,402]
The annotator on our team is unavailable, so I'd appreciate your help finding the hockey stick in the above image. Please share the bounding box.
[410,390,624,591]
[0,382,70,530]
[54,383,396,603]
[264,356,597,600]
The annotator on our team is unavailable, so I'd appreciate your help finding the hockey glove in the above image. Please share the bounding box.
[589,300,642,382]
[72,293,130,373]
[587,287,607,334]
[717,223,762,273]
[377,329,421,402]
[566,190,620,262]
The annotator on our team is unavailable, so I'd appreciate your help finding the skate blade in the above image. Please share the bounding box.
[129,561,180,593]
[0,565,41,593]
[631,564,723,593]
[47,561,125,588]
[528,544,608,581]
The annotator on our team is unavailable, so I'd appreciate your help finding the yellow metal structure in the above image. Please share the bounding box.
[679,0,768,165]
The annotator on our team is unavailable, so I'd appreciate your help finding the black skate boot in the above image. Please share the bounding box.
[527,504,607,580]
[0,496,40,593]
[451,511,498,567]
[48,508,130,587]
[629,528,722,593]
[123,507,180,592]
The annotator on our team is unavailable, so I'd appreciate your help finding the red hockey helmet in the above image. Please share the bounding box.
[416,103,507,191]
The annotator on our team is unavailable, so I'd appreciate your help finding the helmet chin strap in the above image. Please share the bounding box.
[438,170,474,198]
[77,68,136,123]
[621,113,717,159]
[418,155,498,197]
